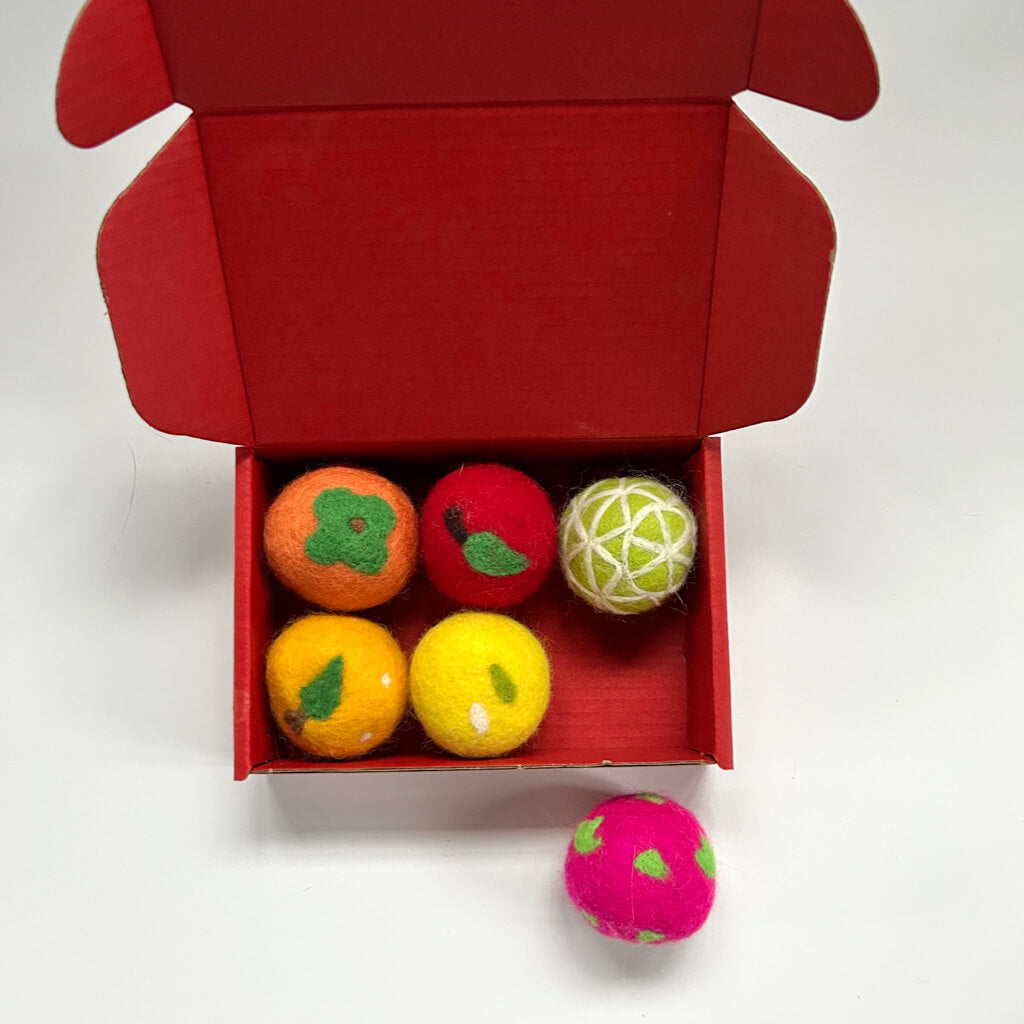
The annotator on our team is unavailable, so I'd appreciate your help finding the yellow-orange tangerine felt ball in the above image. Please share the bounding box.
[266,614,408,759]
[264,466,418,611]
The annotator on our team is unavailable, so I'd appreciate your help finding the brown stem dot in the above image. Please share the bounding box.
[283,708,308,735]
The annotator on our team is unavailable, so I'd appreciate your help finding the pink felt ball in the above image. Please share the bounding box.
[564,794,716,944]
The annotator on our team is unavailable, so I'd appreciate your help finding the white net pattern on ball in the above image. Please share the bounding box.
[560,479,697,613]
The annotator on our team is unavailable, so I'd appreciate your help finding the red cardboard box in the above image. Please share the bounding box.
[57,0,877,778]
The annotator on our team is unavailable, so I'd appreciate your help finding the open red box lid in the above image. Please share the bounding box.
[57,0,877,450]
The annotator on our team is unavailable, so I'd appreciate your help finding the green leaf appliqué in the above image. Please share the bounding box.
[300,655,344,720]
[636,930,665,944]
[462,531,530,577]
[694,835,716,879]
[633,848,670,880]
[573,816,604,855]
[305,488,396,574]
[635,793,666,804]
[489,663,517,703]
[443,506,529,577]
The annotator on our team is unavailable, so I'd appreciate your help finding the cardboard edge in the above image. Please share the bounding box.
[748,0,879,120]
[698,107,835,437]
[250,756,716,775]
[683,438,733,769]
[233,448,255,780]
[97,118,255,444]
[56,0,175,148]
[234,448,274,780]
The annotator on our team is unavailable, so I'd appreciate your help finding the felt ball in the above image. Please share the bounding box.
[564,794,716,944]
[421,464,556,608]
[266,614,408,759]
[559,477,697,614]
[264,466,417,611]
[410,612,550,758]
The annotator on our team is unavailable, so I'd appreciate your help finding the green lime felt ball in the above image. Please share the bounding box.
[559,477,697,614]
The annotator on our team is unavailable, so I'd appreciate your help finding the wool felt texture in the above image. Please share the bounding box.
[265,614,408,759]
[409,611,550,758]
[559,477,697,614]
[564,794,716,945]
[421,464,556,609]
[264,466,418,611]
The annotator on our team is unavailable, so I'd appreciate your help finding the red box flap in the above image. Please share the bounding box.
[58,0,878,148]
[98,119,254,444]
[59,1,876,448]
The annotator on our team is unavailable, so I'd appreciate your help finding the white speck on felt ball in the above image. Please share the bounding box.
[381,673,391,689]
[360,732,373,744]
[469,702,490,736]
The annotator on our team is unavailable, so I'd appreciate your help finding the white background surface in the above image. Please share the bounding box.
[3,2,1023,1020]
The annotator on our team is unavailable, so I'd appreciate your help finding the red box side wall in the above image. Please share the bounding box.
[683,438,733,769]
[234,449,274,778]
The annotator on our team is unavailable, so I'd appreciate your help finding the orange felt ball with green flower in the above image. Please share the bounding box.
[264,466,418,611]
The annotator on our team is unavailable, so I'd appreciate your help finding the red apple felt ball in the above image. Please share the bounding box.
[421,464,556,608]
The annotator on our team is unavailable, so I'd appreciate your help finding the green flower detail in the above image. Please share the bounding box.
[634,848,670,880]
[635,793,666,804]
[582,911,600,929]
[444,506,530,577]
[489,663,517,703]
[573,816,604,855]
[305,488,396,574]
[695,835,716,879]
[282,655,343,735]
[636,930,665,944]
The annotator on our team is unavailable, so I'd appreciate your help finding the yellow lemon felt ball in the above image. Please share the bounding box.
[263,466,418,611]
[410,612,550,758]
[559,477,697,615]
[266,614,408,759]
